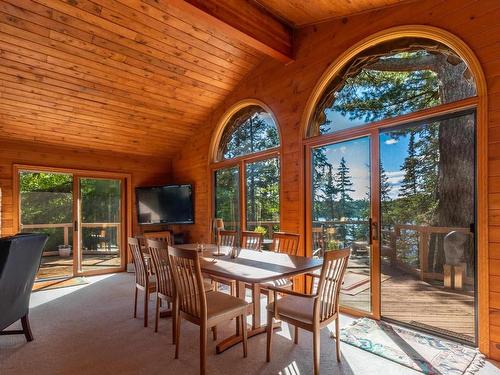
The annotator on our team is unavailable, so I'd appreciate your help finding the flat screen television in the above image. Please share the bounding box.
[136,184,194,225]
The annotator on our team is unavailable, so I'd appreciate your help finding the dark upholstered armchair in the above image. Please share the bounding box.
[0,233,48,342]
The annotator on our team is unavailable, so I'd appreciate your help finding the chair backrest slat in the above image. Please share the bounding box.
[219,230,237,247]
[168,247,206,319]
[143,231,173,246]
[128,237,148,288]
[271,232,300,256]
[241,231,263,250]
[314,249,350,323]
[147,239,174,298]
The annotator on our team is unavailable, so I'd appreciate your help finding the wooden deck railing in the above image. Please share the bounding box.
[385,224,473,281]
[224,220,280,238]
[21,222,121,254]
[310,220,472,282]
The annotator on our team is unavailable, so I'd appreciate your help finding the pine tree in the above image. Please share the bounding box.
[399,130,419,197]
[335,157,355,243]
[335,157,355,218]
[312,148,336,221]
[380,164,392,202]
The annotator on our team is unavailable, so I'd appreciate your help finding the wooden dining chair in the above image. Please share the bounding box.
[266,249,350,375]
[135,234,147,249]
[261,232,301,292]
[271,232,300,256]
[168,247,249,375]
[219,230,237,246]
[212,229,238,295]
[128,237,156,327]
[241,231,263,251]
[147,239,215,340]
[147,239,176,340]
[144,231,173,246]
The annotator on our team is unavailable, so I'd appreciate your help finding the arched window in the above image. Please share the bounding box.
[212,103,280,243]
[308,37,476,137]
[306,35,478,343]
[217,105,280,161]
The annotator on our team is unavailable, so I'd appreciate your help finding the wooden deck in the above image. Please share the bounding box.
[37,254,121,280]
[341,264,475,342]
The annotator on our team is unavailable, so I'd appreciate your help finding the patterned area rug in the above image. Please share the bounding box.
[339,318,484,375]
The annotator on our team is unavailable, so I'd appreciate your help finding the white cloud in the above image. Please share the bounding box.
[385,170,404,185]
[385,138,398,145]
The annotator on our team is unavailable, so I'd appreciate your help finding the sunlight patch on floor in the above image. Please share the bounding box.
[29,274,116,309]
[279,360,301,375]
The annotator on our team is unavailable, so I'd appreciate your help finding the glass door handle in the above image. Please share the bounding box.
[372,220,379,241]
[369,218,378,244]
[74,220,78,232]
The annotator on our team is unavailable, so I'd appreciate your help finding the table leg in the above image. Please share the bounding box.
[252,283,261,329]
[235,281,245,335]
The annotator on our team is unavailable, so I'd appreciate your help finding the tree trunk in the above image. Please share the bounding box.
[430,57,475,273]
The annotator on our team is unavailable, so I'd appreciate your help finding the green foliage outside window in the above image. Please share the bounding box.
[311,38,476,273]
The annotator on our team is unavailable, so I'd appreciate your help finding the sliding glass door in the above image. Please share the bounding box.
[379,111,476,342]
[18,168,126,279]
[311,137,372,313]
[307,111,476,343]
[19,171,74,280]
[78,178,123,274]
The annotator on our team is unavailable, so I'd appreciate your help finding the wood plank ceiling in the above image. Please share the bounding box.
[0,0,274,157]
[0,0,411,157]
[256,0,411,26]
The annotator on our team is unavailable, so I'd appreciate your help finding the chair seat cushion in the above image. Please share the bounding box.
[207,291,247,321]
[267,295,315,325]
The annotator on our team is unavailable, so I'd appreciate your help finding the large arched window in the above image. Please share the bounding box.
[305,34,478,344]
[212,103,280,243]
[308,38,476,137]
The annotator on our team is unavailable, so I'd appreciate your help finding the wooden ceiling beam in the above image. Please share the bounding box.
[168,0,294,63]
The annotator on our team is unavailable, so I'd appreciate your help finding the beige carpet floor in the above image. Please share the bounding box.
[1,273,499,375]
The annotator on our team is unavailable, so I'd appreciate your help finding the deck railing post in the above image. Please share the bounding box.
[64,226,69,246]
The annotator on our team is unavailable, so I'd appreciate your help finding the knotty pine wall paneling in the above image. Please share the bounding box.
[170,0,500,358]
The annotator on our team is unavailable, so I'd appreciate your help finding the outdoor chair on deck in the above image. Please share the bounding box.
[266,249,350,375]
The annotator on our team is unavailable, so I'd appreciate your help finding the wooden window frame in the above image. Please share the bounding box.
[13,164,132,277]
[209,100,283,242]
[301,26,489,352]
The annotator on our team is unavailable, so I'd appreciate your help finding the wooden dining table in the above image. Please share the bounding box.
[176,244,323,353]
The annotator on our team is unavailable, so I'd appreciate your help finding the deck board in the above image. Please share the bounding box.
[341,265,475,341]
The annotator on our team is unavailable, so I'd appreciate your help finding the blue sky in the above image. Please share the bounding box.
[314,126,411,201]
[317,137,370,200]
[380,132,410,199]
